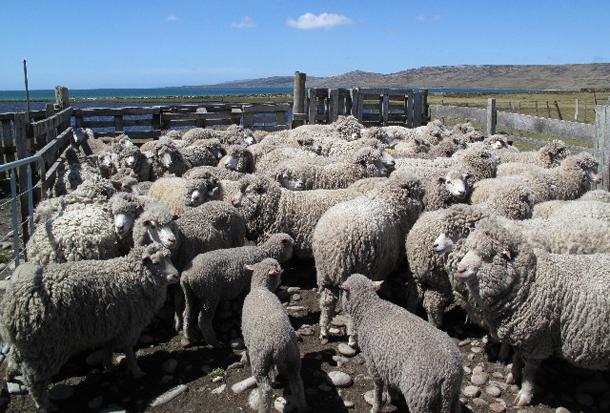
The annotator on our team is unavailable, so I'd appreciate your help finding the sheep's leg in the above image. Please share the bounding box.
[198,306,222,348]
[123,346,144,379]
[285,346,307,413]
[5,349,21,381]
[256,374,273,413]
[423,289,447,327]
[506,352,523,384]
[515,360,539,406]
[102,343,115,373]
[498,341,512,363]
[387,385,401,403]
[371,375,385,413]
[21,363,52,413]
[318,286,338,341]
[181,283,197,343]
[346,316,358,348]
[173,284,185,333]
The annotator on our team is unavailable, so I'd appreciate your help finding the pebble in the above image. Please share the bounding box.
[332,355,349,367]
[492,371,505,380]
[287,286,300,294]
[472,365,485,374]
[100,407,127,413]
[462,385,481,398]
[337,343,357,357]
[211,384,226,394]
[88,396,104,409]
[139,334,154,344]
[458,339,471,347]
[5,381,28,395]
[463,366,472,375]
[485,385,502,397]
[212,376,224,383]
[286,306,308,317]
[162,358,178,374]
[230,337,245,350]
[575,392,594,406]
[291,294,302,301]
[470,346,485,354]
[148,384,188,407]
[274,395,298,412]
[331,315,349,327]
[471,398,488,408]
[343,399,355,408]
[249,389,260,409]
[471,372,489,386]
[326,371,353,388]
[363,389,388,406]
[328,327,341,335]
[489,402,506,412]
[298,326,314,336]
[48,384,74,401]
[232,376,257,394]
[555,408,571,413]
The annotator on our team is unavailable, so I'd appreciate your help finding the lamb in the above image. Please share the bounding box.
[0,242,179,412]
[146,168,221,215]
[241,258,307,413]
[495,139,571,167]
[231,174,361,259]
[267,147,388,190]
[579,189,610,202]
[340,274,463,413]
[312,169,425,344]
[533,199,610,224]
[455,218,610,406]
[218,144,255,173]
[180,233,294,348]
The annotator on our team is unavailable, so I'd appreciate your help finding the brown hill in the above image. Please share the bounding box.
[201,63,610,90]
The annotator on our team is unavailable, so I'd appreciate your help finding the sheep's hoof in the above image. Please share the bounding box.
[320,338,329,345]
[514,391,532,406]
[180,338,192,347]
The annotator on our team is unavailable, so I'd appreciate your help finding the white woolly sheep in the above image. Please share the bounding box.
[533,198,610,224]
[241,258,307,413]
[312,169,425,344]
[579,189,610,202]
[496,139,571,167]
[0,243,179,412]
[340,274,463,413]
[218,144,255,173]
[180,233,294,348]
[455,218,610,406]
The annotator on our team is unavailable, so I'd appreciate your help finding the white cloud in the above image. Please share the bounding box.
[231,16,256,29]
[415,15,442,22]
[287,12,353,30]
[165,14,179,22]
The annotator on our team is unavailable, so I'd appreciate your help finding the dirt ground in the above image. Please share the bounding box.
[0,185,608,413]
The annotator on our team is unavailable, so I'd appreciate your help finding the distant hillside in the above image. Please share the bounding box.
[199,63,610,90]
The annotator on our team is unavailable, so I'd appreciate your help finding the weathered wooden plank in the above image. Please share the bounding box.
[497,111,595,143]
[161,111,239,121]
[72,107,162,117]
[31,107,73,137]
[429,105,488,124]
[37,127,73,168]
[2,120,16,166]
[96,130,161,140]
[594,105,610,190]
[242,103,291,113]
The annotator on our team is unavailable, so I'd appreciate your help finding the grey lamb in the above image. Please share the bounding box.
[340,274,463,413]
[455,218,610,406]
[180,233,294,348]
[241,258,307,413]
[0,243,179,412]
[313,169,425,344]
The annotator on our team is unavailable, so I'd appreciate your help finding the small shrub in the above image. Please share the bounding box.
[207,367,225,379]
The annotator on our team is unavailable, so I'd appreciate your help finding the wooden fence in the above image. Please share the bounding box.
[430,99,610,189]
[301,88,429,127]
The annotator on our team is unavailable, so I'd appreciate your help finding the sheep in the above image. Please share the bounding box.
[580,188,610,202]
[131,201,180,251]
[340,274,463,413]
[254,146,323,173]
[141,136,188,179]
[218,144,255,173]
[231,174,361,259]
[180,233,294,348]
[454,218,610,406]
[472,152,601,206]
[496,139,571,167]
[267,147,388,191]
[116,143,151,182]
[533,198,610,224]
[312,169,426,344]
[241,258,307,413]
[0,242,179,412]
[146,168,221,215]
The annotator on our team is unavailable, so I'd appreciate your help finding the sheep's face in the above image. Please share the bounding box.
[114,211,135,237]
[432,232,457,254]
[186,187,206,207]
[157,147,175,168]
[142,245,179,284]
[277,172,304,191]
[243,135,256,146]
[441,171,469,200]
[146,220,178,250]
[224,153,241,170]
[97,151,117,172]
[379,150,395,169]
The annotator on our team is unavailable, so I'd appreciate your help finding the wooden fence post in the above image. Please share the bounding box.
[292,71,306,128]
[554,101,563,120]
[308,88,318,125]
[535,100,539,116]
[55,86,70,131]
[487,98,497,136]
[595,105,610,190]
[412,92,422,127]
[13,112,32,245]
[546,101,551,118]
[329,89,340,123]
[575,99,579,122]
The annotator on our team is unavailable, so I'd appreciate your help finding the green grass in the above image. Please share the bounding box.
[0,254,8,264]
[206,367,225,379]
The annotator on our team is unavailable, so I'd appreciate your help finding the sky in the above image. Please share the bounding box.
[1,0,609,90]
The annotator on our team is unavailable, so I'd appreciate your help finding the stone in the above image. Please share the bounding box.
[212,384,226,394]
[5,381,28,395]
[471,372,489,386]
[326,371,353,388]
[274,395,298,412]
[337,343,357,357]
[470,346,484,354]
[230,337,245,350]
[162,358,178,374]
[485,385,502,397]
[492,371,505,380]
[286,306,308,318]
[555,408,571,413]
[287,287,300,294]
[462,385,481,398]
[471,398,488,408]
[343,399,355,408]
[291,294,302,301]
[329,327,341,335]
[332,355,349,367]
[212,376,224,383]
[463,366,472,375]
[48,384,74,401]
[472,365,485,374]
[331,315,349,327]
[363,389,388,406]
[232,376,257,394]
[148,384,188,407]
[298,326,314,336]
[100,407,127,413]
[88,396,104,409]
[489,402,506,412]
[458,339,471,347]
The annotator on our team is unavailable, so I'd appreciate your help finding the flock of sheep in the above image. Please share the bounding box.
[0,114,609,413]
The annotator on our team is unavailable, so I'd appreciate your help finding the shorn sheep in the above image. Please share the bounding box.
[0,243,179,412]
[241,258,307,413]
[455,218,610,406]
[180,233,294,348]
[312,169,425,344]
[340,274,463,413]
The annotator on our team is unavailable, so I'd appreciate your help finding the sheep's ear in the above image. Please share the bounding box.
[437,176,446,183]
[173,214,180,220]
[281,237,290,244]
[265,232,272,238]
[141,251,152,263]
[372,281,383,291]
[339,283,350,292]
[244,264,255,271]
[268,270,279,276]
[143,219,152,227]
[501,248,512,260]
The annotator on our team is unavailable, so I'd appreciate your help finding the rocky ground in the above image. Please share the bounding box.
[0,185,609,413]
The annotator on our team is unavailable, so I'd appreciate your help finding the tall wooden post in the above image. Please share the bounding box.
[292,72,306,128]
[594,105,610,191]
[55,86,70,131]
[14,112,32,246]
[487,98,497,136]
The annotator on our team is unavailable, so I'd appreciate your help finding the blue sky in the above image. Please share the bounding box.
[1,0,609,90]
